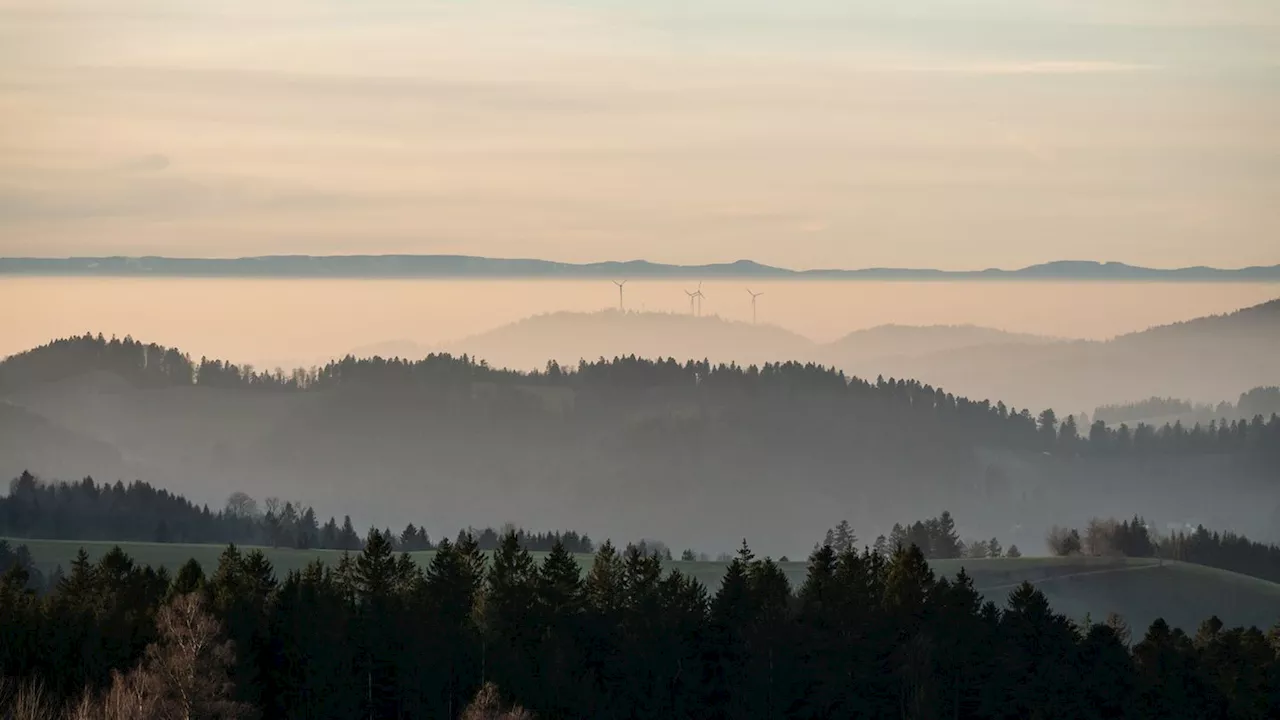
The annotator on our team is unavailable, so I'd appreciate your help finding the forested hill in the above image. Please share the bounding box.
[2,334,1278,553]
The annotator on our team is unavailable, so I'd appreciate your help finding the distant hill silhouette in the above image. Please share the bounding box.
[442,310,815,371]
[394,300,1279,412]
[357,318,1054,372]
[3,255,1278,281]
[867,298,1280,412]
[823,324,1060,365]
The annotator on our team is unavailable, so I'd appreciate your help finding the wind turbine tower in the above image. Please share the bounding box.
[613,280,628,312]
[747,288,764,325]
[694,282,706,317]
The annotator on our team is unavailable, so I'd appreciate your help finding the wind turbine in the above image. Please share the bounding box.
[613,280,628,312]
[747,288,764,325]
[684,289,698,316]
[694,282,706,317]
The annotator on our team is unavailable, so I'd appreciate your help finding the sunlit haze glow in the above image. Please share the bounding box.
[2,0,1279,268]
[1,277,1274,370]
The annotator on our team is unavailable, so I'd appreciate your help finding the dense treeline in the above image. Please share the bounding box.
[5,334,1279,467]
[0,540,45,593]
[1,472,594,554]
[1049,515,1280,586]
[826,514,1020,562]
[3,534,1280,719]
[1164,527,1280,585]
[1095,386,1280,426]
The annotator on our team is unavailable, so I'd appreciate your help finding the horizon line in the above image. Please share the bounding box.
[2,254,1279,278]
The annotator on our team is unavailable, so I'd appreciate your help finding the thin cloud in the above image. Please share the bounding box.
[116,153,170,173]
[875,60,1162,75]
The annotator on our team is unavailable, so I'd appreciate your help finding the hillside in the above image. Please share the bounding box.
[823,324,1059,369]
[859,298,1280,412]
[360,318,1053,373]
[15,538,1278,632]
[444,310,816,371]
[0,401,128,481]
[347,300,1278,412]
[2,329,1276,555]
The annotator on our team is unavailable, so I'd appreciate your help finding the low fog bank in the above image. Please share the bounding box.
[4,390,1276,556]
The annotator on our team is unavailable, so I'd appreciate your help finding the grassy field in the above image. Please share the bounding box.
[10,538,1280,633]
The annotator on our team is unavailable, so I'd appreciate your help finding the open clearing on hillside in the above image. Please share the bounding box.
[11,539,1280,633]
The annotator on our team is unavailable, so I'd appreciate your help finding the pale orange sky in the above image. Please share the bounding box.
[1,0,1278,269]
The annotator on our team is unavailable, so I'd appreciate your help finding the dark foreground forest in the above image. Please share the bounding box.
[3,531,1280,719]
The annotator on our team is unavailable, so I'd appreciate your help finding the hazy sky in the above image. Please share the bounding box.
[2,0,1278,269]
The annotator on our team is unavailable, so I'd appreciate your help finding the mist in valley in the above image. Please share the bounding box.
[4,0,1280,713]
[2,288,1277,556]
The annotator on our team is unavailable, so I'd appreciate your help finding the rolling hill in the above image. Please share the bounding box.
[0,400,128,481]
[13,538,1279,632]
[418,299,1279,412]
[1,301,1276,555]
[843,298,1280,412]
[822,324,1060,368]
[443,310,816,371]
[4,255,1279,281]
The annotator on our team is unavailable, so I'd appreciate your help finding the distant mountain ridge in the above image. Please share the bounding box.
[3,256,1278,281]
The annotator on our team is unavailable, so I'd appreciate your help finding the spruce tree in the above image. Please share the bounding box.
[933,511,962,559]
[339,515,360,551]
[988,538,1003,558]
[872,535,889,558]
[833,520,856,554]
[485,530,539,707]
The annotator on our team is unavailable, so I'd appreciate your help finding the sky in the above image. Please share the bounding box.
[1,0,1278,270]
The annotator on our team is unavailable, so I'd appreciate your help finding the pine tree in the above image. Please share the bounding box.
[352,529,405,718]
[296,507,319,549]
[889,523,908,551]
[320,517,339,549]
[833,520,856,554]
[59,548,97,600]
[354,529,397,602]
[401,523,420,551]
[932,511,962,559]
[484,531,539,706]
[171,558,206,596]
[339,515,360,551]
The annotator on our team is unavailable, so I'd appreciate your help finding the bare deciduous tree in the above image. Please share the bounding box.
[1084,518,1117,557]
[147,593,248,720]
[262,497,282,517]
[1046,526,1082,556]
[223,492,259,520]
[66,593,250,720]
[462,683,533,720]
[964,539,990,559]
[0,679,58,720]
[70,668,163,720]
